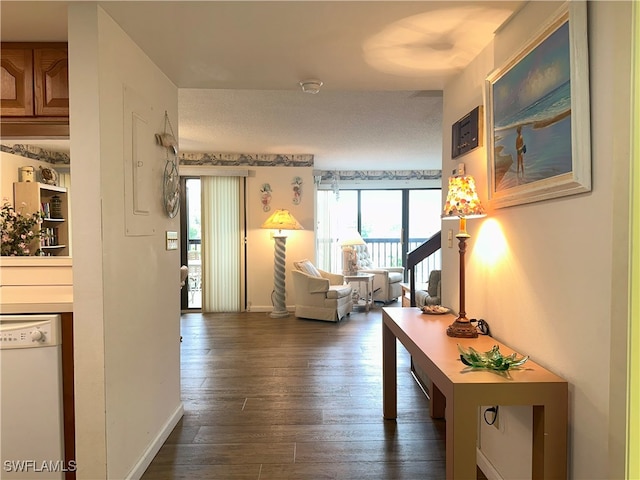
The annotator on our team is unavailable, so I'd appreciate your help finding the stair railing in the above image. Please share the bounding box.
[406,231,442,307]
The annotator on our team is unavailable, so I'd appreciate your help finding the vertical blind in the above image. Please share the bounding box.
[315,190,341,274]
[201,176,241,312]
[315,190,332,272]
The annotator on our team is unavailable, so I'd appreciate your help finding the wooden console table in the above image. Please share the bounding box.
[382,307,568,480]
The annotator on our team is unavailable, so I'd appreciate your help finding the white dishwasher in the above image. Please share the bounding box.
[0,314,65,480]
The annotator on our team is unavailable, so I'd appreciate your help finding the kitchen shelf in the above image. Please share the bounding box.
[13,182,69,256]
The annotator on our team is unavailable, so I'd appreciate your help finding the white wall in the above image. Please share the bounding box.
[68,5,182,479]
[441,2,632,479]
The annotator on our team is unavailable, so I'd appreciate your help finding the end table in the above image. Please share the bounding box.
[344,273,375,311]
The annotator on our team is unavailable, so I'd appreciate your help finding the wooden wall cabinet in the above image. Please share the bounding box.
[0,46,34,116]
[14,182,69,256]
[1,43,69,137]
[33,46,69,117]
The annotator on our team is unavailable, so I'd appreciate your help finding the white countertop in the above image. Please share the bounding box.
[0,302,73,314]
[0,256,72,268]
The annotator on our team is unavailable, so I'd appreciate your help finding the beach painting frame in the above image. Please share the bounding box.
[485,1,591,209]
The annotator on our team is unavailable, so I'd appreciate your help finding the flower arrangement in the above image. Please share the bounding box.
[0,200,43,256]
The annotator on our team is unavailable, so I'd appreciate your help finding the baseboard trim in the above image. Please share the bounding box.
[476,447,504,480]
[245,306,295,313]
[125,402,184,480]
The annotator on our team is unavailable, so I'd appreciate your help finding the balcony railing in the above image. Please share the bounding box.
[186,239,202,309]
[363,237,441,284]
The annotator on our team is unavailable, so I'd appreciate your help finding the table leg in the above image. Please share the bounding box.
[382,320,397,419]
[532,390,568,479]
[430,380,446,419]
[447,391,478,480]
[365,278,371,311]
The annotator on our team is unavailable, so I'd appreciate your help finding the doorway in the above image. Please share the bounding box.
[181,178,202,310]
[180,176,246,312]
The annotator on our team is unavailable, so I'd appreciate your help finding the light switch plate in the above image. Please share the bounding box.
[166,231,178,250]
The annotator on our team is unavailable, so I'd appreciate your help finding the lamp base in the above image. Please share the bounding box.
[269,309,290,319]
[446,318,478,338]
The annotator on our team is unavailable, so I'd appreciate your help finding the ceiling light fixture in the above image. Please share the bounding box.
[299,79,323,94]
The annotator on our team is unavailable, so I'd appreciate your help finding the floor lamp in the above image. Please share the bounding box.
[261,209,303,318]
[442,174,486,338]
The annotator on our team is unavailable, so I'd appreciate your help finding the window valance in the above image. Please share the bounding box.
[314,169,441,190]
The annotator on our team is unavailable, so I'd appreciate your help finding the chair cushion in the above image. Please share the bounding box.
[294,259,321,277]
[326,284,352,299]
[416,290,440,307]
[388,271,403,283]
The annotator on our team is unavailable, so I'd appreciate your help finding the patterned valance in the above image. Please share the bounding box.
[1,144,70,165]
[179,152,313,167]
[313,170,442,185]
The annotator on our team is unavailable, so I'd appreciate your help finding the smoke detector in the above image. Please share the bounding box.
[299,79,323,94]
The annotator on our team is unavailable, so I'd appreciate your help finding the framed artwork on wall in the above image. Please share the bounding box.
[485,1,591,209]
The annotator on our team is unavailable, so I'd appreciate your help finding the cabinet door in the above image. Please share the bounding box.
[34,47,69,117]
[0,47,34,116]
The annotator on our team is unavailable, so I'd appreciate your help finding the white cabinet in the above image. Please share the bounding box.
[13,182,69,256]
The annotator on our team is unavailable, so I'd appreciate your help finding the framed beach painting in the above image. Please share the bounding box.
[485,1,591,209]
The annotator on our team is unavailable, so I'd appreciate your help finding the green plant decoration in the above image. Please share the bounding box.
[458,344,529,371]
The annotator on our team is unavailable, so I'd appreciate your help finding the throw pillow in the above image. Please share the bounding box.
[294,259,321,277]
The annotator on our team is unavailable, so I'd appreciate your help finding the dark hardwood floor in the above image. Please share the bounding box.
[141,305,451,479]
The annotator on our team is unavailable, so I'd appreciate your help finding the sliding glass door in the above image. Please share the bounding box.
[317,188,441,283]
[360,190,403,267]
[408,189,442,278]
[181,178,202,310]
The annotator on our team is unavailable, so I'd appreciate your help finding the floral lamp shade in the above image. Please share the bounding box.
[442,175,486,219]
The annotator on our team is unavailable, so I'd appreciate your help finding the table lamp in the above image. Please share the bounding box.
[261,209,303,318]
[442,174,486,338]
[340,229,366,275]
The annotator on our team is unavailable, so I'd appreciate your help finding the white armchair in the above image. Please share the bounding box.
[354,244,404,304]
[292,260,353,322]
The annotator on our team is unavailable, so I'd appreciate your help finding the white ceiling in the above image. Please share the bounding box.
[0,1,525,171]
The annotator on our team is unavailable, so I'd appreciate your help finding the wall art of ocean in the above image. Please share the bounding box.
[493,80,572,191]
